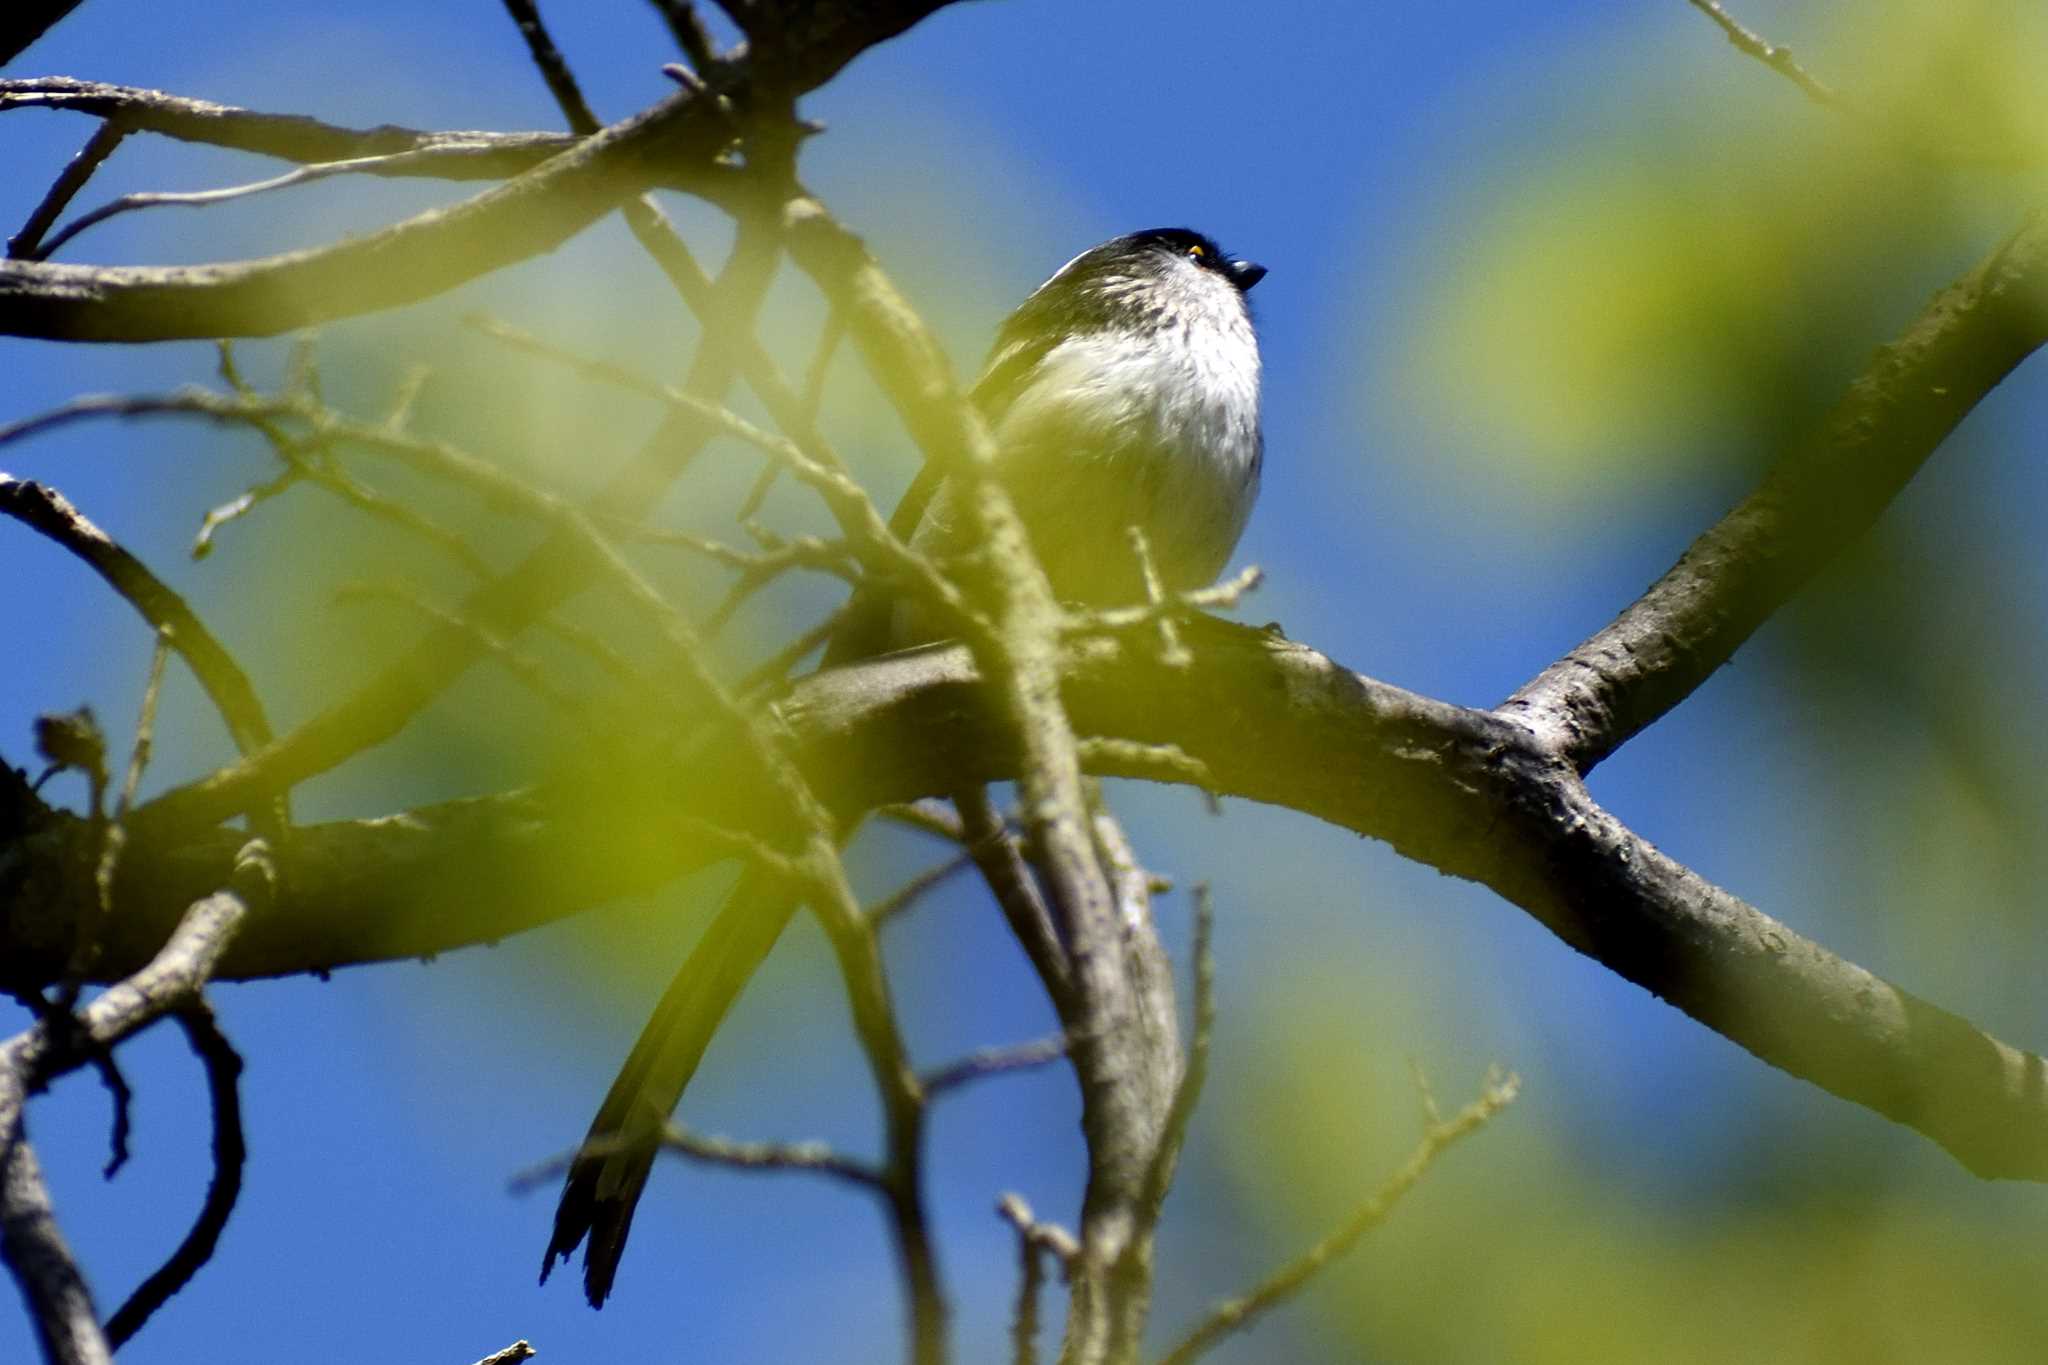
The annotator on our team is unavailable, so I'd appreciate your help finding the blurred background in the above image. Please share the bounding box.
[7,1,2048,1360]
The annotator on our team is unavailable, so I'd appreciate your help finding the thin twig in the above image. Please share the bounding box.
[956,787,1068,1001]
[997,1193,1078,1270]
[0,475,277,762]
[740,307,846,520]
[1158,1068,1522,1365]
[875,799,969,845]
[1073,738,1218,811]
[1125,526,1189,668]
[500,0,604,137]
[1138,886,1216,1217]
[1068,565,1263,635]
[513,1123,883,1192]
[865,852,975,928]
[10,120,126,260]
[736,598,855,698]
[190,464,302,560]
[88,1047,132,1179]
[30,148,543,261]
[1682,0,1841,109]
[921,1033,1069,1097]
[79,628,175,989]
[333,582,586,718]
[662,1123,884,1186]
[1678,0,2040,169]
[0,77,580,177]
[1009,1209,1044,1365]
[462,312,975,643]
[648,0,723,75]
[998,1193,1076,1365]
[104,1003,246,1348]
[129,192,783,846]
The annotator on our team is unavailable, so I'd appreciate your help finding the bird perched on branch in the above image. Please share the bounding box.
[543,226,1268,1307]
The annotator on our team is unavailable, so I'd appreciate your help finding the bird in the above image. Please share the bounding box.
[542,226,1268,1307]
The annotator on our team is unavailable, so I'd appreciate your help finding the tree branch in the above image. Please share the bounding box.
[0,475,275,757]
[0,84,732,341]
[10,615,2048,1181]
[11,619,2048,1181]
[102,1003,245,1348]
[0,839,271,1365]
[1,77,578,175]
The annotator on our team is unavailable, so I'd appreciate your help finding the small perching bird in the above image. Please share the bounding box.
[543,227,1268,1307]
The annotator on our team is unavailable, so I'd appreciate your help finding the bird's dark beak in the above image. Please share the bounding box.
[1227,258,1267,292]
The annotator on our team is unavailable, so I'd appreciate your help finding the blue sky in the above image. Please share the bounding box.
[8,2,2048,1361]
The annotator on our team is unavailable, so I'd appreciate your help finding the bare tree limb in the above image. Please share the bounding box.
[0,77,578,173]
[10,611,2048,1183]
[0,84,732,341]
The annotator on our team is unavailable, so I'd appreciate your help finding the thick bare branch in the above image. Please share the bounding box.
[13,620,2048,1182]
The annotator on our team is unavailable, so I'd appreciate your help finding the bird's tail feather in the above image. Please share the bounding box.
[541,865,801,1307]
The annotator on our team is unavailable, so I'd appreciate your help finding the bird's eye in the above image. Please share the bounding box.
[1185,243,1207,260]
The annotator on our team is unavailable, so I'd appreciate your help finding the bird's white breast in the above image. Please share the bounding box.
[993,285,1262,594]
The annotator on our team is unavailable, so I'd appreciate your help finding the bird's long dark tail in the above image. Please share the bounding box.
[542,864,800,1307]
